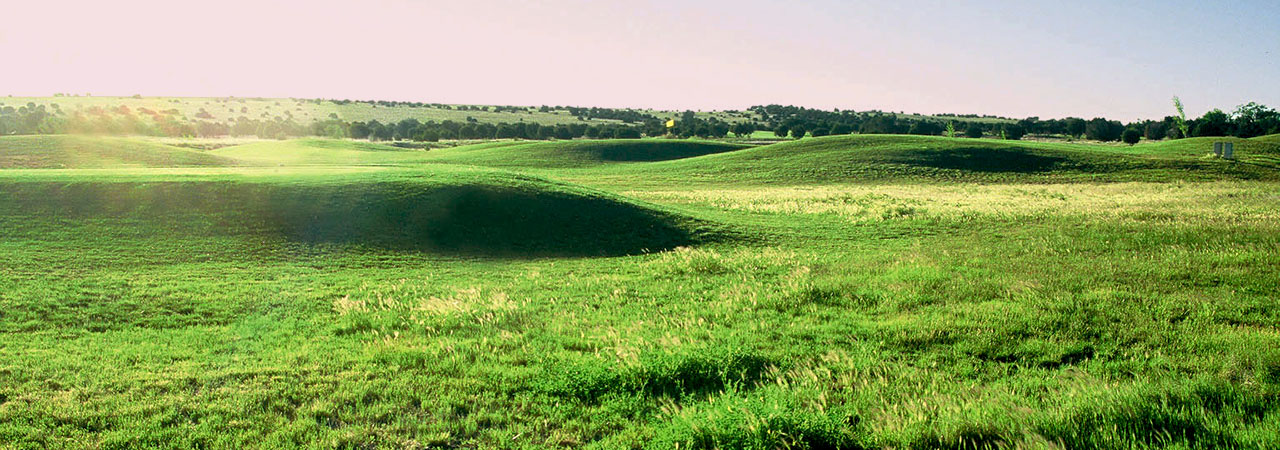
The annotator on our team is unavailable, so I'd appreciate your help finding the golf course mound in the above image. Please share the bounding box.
[425,139,749,168]
[610,134,1280,183]
[210,138,434,166]
[0,135,236,169]
[0,167,699,256]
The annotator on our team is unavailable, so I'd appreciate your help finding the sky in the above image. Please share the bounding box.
[2,0,1277,121]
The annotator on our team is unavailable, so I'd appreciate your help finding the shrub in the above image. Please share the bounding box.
[964,123,984,138]
[1122,128,1141,145]
[1003,124,1026,140]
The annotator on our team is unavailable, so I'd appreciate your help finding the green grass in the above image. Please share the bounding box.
[207,139,434,166]
[0,166,703,256]
[553,134,1280,186]
[421,139,749,168]
[1,134,1278,449]
[0,135,237,169]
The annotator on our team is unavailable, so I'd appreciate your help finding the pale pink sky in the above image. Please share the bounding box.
[3,0,1278,120]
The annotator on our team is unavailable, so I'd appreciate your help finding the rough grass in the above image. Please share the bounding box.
[0,167,702,256]
[0,135,237,169]
[563,134,1280,185]
[0,134,1278,449]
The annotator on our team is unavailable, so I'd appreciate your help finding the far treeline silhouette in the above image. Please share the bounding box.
[2,98,1277,142]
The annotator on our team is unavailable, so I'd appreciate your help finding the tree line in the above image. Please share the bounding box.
[3,100,1276,142]
[750,102,1280,142]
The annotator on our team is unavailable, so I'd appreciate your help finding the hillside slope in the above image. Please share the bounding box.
[209,138,435,166]
[423,139,749,168]
[0,166,702,256]
[572,135,1280,184]
[0,135,236,169]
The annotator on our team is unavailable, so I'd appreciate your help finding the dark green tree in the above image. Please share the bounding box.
[1065,118,1086,138]
[790,124,808,139]
[1085,118,1123,141]
[1122,128,1141,145]
[964,123,984,138]
[1002,124,1025,140]
[1193,109,1231,137]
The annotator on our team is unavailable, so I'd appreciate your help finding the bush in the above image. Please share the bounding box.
[1002,124,1026,140]
[965,123,984,138]
[1122,128,1141,145]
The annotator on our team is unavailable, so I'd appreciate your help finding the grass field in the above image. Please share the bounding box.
[1,134,1278,449]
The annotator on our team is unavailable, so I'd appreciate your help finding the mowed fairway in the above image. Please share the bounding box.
[1,134,1279,449]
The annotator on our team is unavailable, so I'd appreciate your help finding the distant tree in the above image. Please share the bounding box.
[394,118,420,140]
[348,122,372,139]
[908,121,943,136]
[964,123,984,138]
[1002,123,1025,140]
[1172,96,1191,139]
[1232,102,1278,138]
[323,123,346,139]
[1193,109,1231,137]
[830,123,853,135]
[1084,118,1124,141]
[860,115,901,134]
[790,124,807,139]
[615,126,642,139]
[414,127,440,142]
[1065,118,1086,138]
[1143,121,1168,141]
[945,121,956,138]
[709,121,731,138]
[370,121,394,141]
[773,125,790,138]
[1122,128,1141,145]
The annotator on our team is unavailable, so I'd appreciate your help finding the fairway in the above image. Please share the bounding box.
[1,134,1278,449]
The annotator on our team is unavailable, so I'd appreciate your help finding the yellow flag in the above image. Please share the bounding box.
[665,119,676,128]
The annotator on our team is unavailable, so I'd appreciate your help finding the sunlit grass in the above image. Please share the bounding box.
[0,135,1278,448]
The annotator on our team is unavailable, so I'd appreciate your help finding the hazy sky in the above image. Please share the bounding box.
[3,0,1277,120]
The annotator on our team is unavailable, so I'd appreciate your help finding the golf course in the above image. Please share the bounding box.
[1,132,1278,449]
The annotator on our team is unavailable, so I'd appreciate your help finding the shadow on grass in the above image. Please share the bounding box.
[0,180,701,257]
[578,141,746,162]
[899,147,1076,173]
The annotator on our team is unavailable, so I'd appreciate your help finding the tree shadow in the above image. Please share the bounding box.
[2,181,701,257]
[900,146,1076,173]
[573,141,744,162]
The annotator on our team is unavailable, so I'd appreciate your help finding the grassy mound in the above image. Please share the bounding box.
[1248,133,1280,148]
[209,138,434,166]
[0,167,699,256]
[0,135,236,169]
[425,139,749,168]
[592,134,1280,183]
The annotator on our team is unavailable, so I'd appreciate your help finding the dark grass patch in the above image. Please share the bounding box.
[0,174,703,257]
[538,347,779,403]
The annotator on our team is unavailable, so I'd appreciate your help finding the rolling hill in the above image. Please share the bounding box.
[421,139,749,168]
[208,138,434,166]
[0,135,237,169]
[568,134,1280,184]
[0,166,703,256]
